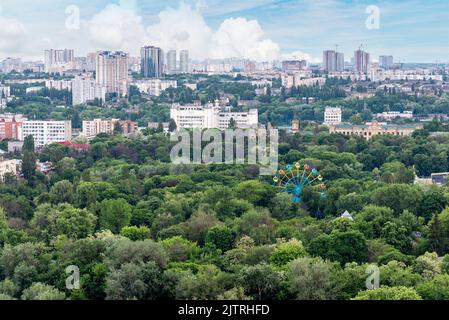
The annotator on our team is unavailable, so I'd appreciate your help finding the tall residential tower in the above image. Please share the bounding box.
[141,46,164,78]
[95,51,129,96]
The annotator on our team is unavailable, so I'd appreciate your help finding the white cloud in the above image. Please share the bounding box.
[87,3,148,54]
[0,17,27,53]
[84,2,315,62]
[145,3,213,59]
[211,17,280,61]
[281,51,321,64]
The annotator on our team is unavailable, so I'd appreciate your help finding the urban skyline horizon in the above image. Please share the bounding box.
[0,0,448,63]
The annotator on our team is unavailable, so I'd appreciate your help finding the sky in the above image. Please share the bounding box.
[0,0,448,63]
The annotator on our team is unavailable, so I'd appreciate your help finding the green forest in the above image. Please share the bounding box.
[1,126,449,300]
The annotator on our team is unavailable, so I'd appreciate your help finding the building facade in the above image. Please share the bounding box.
[179,50,189,73]
[141,46,164,78]
[379,55,394,69]
[0,114,26,140]
[44,49,74,73]
[354,49,370,73]
[166,50,177,74]
[96,51,129,96]
[323,50,344,72]
[0,159,21,181]
[72,76,107,105]
[132,79,177,96]
[170,101,258,130]
[324,107,342,125]
[82,119,137,138]
[21,120,72,148]
[329,122,423,140]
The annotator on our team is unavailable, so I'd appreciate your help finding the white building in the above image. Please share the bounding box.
[0,86,11,98]
[26,87,45,94]
[45,79,72,91]
[170,101,258,130]
[72,76,107,105]
[375,111,413,121]
[44,49,75,73]
[281,71,318,88]
[21,120,72,148]
[82,119,117,137]
[324,107,342,125]
[0,159,21,180]
[133,79,177,96]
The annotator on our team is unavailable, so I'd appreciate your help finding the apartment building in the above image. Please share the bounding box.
[82,119,137,138]
[21,120,72,148]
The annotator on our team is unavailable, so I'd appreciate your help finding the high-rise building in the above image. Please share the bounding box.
[323,50,345,72]
[180,50,189,73]
[72,76,107,106]
[44,49,74,72]
[141,46,164,78]
[96,51,129,96]
[336,52,345,72]
[354,49,370,73]
[167,50,177,74]
[323,50,336,72]
[379,55,394,69]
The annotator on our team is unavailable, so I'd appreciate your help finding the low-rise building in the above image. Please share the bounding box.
[132,79,177,96]
[170,101,258,130]
[0,159,21,180]
[82,119,137,138]
[329,121,423,139]
[324,107,342,125]
[375,111,413,121]
[0,114,26,140]
[21,120,72,148]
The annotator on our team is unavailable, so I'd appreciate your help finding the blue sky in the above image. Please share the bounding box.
[0,0,448,62]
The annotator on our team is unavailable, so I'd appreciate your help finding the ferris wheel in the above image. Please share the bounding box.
[273,162,327,203]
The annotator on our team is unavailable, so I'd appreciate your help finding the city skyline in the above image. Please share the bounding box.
[0,0,448,63]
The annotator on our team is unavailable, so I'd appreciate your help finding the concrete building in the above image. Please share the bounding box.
[96,51,129,96]
[324,107,342,125]
[282,60,307,73]
[45,79,72,91]
[0,86,11,98]
[0,159,21,181]
[82,119,137,138]
[180,50,189,73]
[170,101,258,130]
[354,49,370,73]
[323,50,344,72]
[375,111,413,121]
[44,49,74,73]
[329,121,423,140]
[379,55,394,69]
[21,120,72,148]
[132,79,177,96]
[0,114,26,140]
[141,46,164,78]
[72,75,107,105]
[167,50,177,74]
